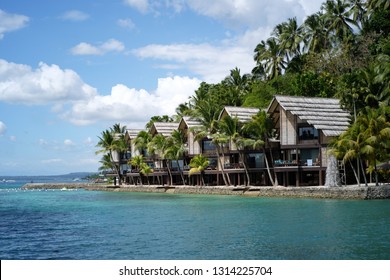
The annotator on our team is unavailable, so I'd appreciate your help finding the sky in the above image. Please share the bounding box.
[0,0,324,176]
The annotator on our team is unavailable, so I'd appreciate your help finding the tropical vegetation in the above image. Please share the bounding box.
[97,0,390,186]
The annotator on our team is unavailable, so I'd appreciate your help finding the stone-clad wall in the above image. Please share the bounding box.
[22,183,390,200]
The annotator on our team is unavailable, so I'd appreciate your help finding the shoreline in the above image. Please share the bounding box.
[21,182,390,200]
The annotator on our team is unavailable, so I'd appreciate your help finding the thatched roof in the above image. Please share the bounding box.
[219,106,260,123]
[268,95,351,136]
[149,122,179,137]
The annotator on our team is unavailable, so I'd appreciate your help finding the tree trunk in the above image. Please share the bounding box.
[263,148,275,186]
[240,151,251,186]
[176,159,186,185]
[215,145,229,186]
[348,159,360,186]
[109,151,122,186]
[358,156,368,186]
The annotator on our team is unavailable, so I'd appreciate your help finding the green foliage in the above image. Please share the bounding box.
[189,154,209,175]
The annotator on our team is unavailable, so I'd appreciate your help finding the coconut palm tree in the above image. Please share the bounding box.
[134,130,152,156]
[148,134,173,185]
[96,129,126,185]
[303,12,330,53]
[189,154,209,186]
[219,115,253,185]
[191,99,230,186]
[322,0,359,44]
[367,0,390,11]
[278,17,304,61]
[166,129,187,185]
[130,155,145,185]
[243,111,278,186]
[359,108,390,185]
[253,38,286,80]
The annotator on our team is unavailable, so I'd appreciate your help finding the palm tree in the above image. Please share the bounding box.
[321,0,359,44]
[148,134,173,185]
[278,17,304,61]
[253,38,286,80]
[219,115,253,185]
[367,0,390,11]
[303,12,330,53]
[166,129,187,185]
[98,153,114,173]
[189,154,209,186]
[223,67,250,106]
[134,130,152,156]
[346,0,367,26]
[191,99,230,186]
[96,129,126,185]
[130,155,145,185]
[243,111,278,186]
[359,108,390,185]
[332,124,368,186]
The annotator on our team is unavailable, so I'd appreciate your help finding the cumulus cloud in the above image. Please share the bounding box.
[0,9,29,39]
[60,10,90,22]
[0,121,6,135]
[62,76,201,126]
[132,40,256,83]
[117,18,136,30]
[123,0,150,13]
[0,59,97,105]
[71,39,125,55]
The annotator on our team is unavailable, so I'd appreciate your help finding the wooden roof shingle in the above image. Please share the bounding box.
[268,95,351,136]
[150,122,179,137]
[219,106,260,123]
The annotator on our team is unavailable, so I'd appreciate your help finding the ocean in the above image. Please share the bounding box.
[1,176,389,260]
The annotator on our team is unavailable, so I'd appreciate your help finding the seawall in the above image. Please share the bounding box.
[21,183,390,200]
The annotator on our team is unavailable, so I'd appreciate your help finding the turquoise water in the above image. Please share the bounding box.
[0,180,389,260]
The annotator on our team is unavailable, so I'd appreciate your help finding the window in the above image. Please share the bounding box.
[298,126,318,140]
[247,153,265,168]
[202,139,215,151]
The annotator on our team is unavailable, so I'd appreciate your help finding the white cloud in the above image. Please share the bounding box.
[60,10,90,22]
[132,40,256,83]
[130,0,324,83]
[0,9,29,39]
[62,76,201,126]
[0,121,6,135]
[123,0,150,13]
[117,18,136,30]
[71,39,125,55]
[0,59,97,105]
[64,139,75,146]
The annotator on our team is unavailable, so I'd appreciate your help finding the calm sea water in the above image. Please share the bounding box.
[1,177,389,260]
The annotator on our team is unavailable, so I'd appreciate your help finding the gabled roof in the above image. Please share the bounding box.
[219,106,260,123]
[149,122,179,137]
[125,129,142,140]
[178,116,202,130]
[267,95,351,137]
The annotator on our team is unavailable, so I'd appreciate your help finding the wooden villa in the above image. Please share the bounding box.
[267,95,350,186]
[109,96,351,187]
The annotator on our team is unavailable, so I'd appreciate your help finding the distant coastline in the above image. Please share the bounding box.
[22,182,390,200]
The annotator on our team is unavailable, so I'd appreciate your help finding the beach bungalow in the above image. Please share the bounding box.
[124,129,143,157]
[267,95,350,186]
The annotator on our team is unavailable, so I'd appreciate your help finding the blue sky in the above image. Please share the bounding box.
[0,0,323,175]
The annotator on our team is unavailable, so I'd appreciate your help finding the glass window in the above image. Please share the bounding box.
[202,139,215,151]
[299,127,319,140]
[247,153,265,168]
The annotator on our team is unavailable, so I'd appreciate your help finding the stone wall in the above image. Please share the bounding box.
[22,183,390,200]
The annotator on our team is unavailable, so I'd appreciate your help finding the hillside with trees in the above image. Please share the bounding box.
[97,0,390,185]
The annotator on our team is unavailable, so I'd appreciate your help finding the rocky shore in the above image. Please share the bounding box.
[21,183,390,200]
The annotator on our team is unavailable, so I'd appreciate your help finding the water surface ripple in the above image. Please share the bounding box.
[1,188,389,259]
